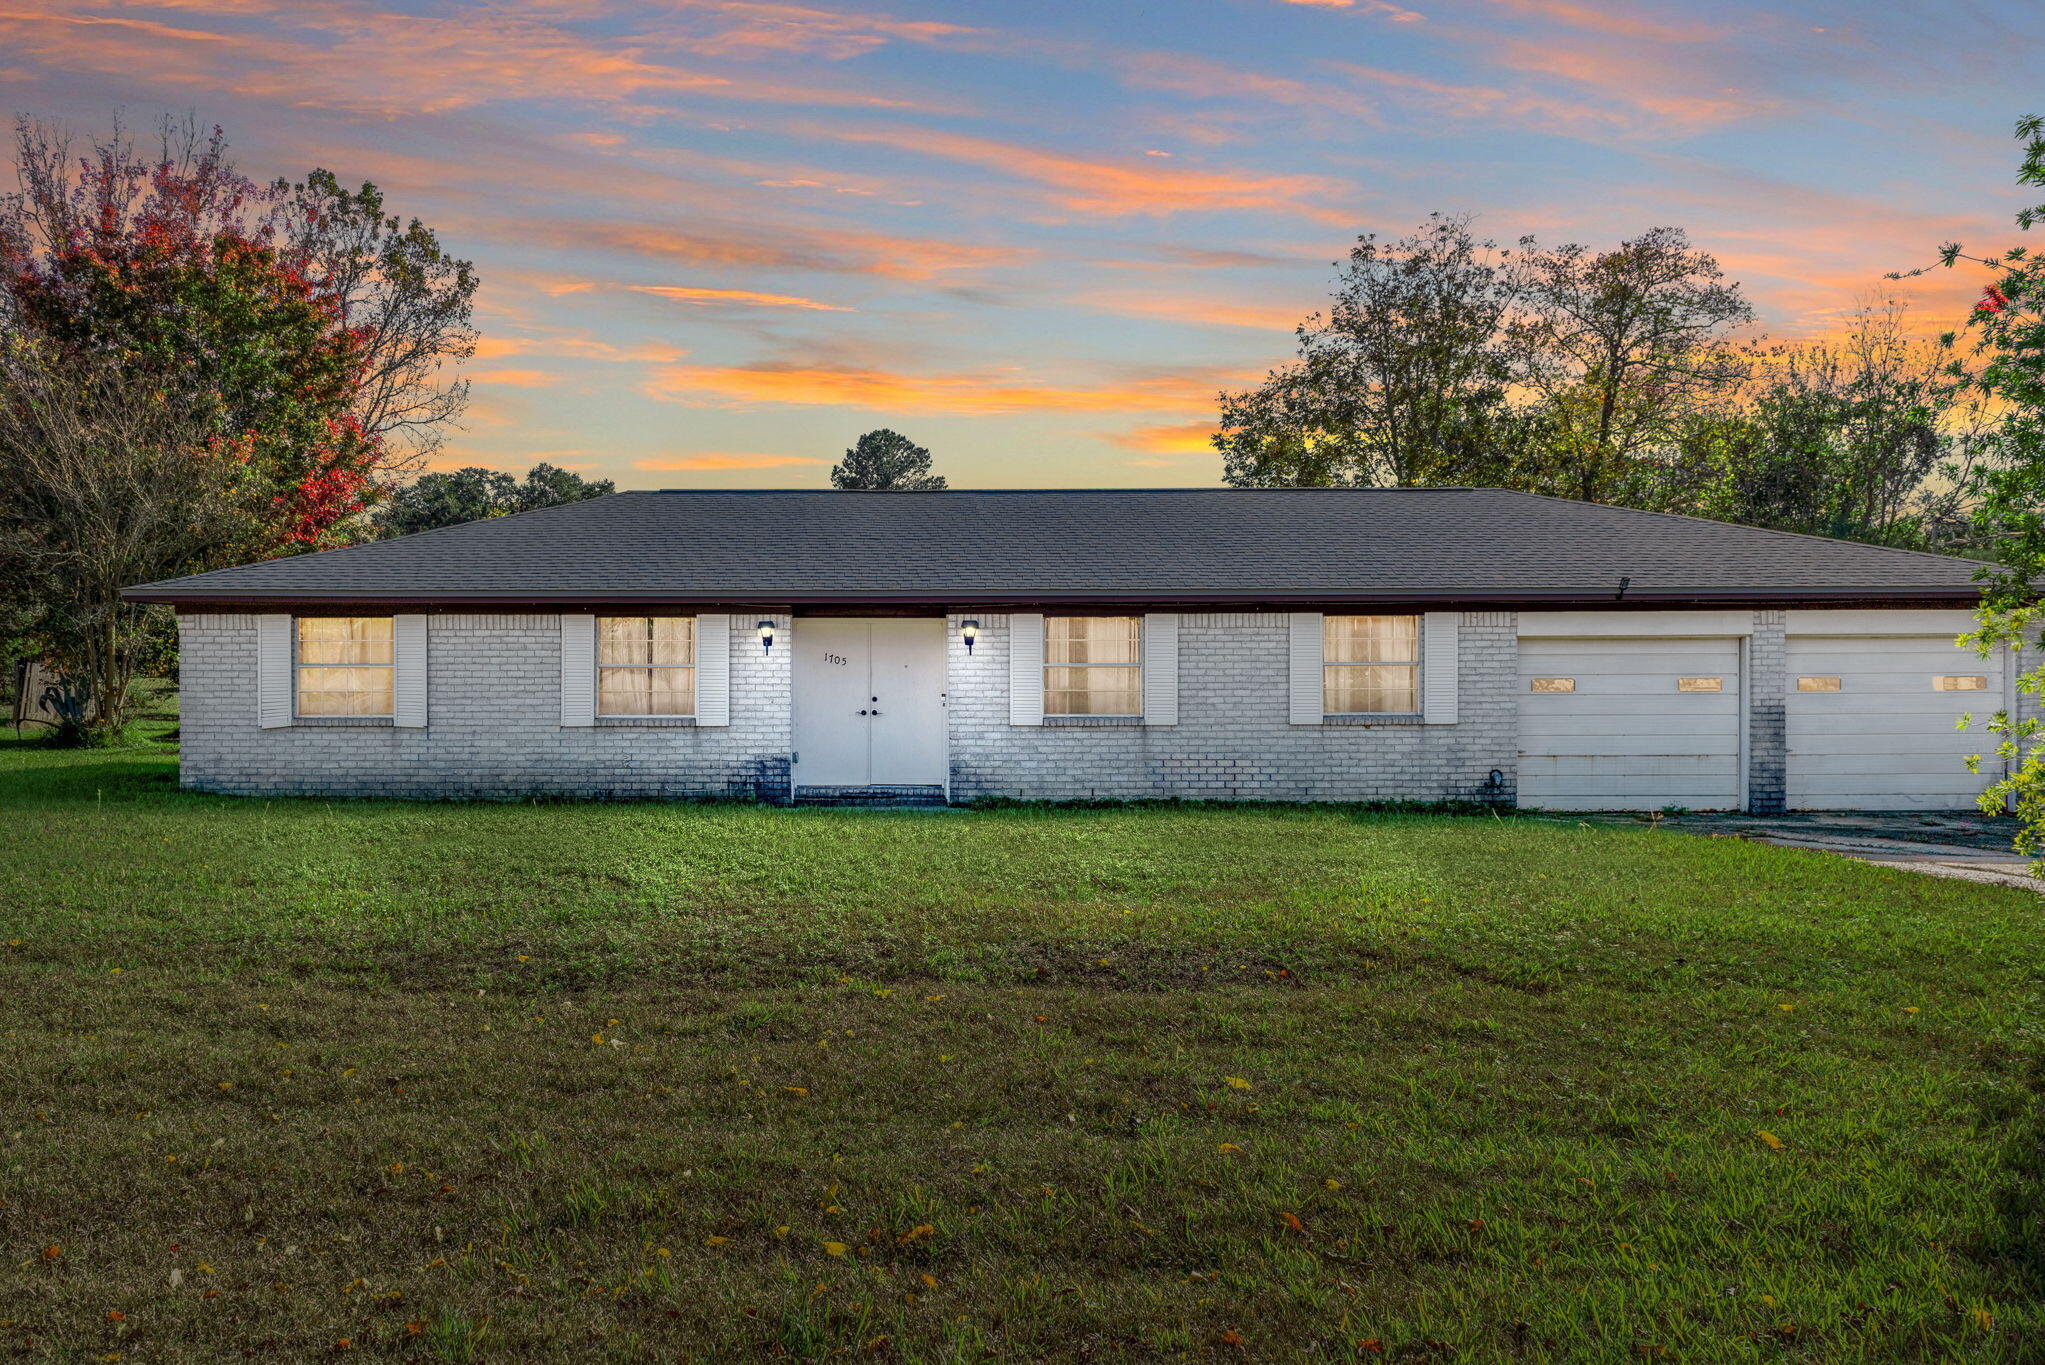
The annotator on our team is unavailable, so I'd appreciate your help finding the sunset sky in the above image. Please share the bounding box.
[4,0,2039,489]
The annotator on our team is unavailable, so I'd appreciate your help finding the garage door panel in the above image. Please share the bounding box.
[1523,707,1738,735]
[1788,790,1988,812]
[1785,634,2003,811]
[1790,713,1983,737]
[1518,637,1742,810]
[1788,738,1986,761]
[1525,729,1739,753]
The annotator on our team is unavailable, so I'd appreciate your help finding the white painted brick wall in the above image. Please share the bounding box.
[178,614,792,800]
[943,612,1519,803]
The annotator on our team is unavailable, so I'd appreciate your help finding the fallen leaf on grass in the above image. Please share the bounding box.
[1224,1077,1252,1090]
[1755,1130,1784,1151]
[823,1242,848,1257]
[1279,1212,1305,1233]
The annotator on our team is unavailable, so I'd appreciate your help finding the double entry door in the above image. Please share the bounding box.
[791,617,947,790]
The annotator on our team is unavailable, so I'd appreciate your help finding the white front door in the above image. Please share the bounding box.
[792,618,947,789]
[1518,636,1744,811]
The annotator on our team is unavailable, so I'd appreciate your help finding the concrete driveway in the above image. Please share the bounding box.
[1563,810,2042,892]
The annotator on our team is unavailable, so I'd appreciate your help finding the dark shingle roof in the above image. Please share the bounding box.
[124,488,1990,608]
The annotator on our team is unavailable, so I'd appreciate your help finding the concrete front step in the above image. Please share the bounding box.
[792,784,949,808]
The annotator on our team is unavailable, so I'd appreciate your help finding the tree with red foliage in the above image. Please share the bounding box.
[0,115,476,739]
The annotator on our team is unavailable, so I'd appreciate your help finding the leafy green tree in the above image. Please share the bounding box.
[1218,215,1526,488]
[831,430,946,490]
[372,463,615,538]
[0,114,478,740]
[1675,302,1985,548]
[1508,226,1754,503]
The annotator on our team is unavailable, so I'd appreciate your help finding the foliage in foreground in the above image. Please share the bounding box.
[1945,117,2045,861]
[0,113,477,741]
[0,737,2038,1361]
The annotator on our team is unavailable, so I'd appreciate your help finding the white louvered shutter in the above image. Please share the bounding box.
[1009,613,1045,726]
[1142,613,1178,725]
[1288,612,1324,725]
[393,615,428,728]
[256,613,293,729]
[560,614,596,727]
[694,614,731,726]
[1422,611,1459,725]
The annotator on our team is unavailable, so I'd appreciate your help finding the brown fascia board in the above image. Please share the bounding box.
[124,586,1988,613]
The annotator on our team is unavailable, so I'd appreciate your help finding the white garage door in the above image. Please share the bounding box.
[1787,635,2005,811]
[1519,637,1743,811]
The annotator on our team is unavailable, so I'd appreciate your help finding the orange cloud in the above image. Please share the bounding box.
[665,1,981,60]
[1331,63,1636,135]
[471,331,689,365]
[0,0,960,121]
[529,217,1020,281]
[624,284,851,310]
[1274,0,1423,18]
[633,452,828,470]
[1478,0,1719,42]
[807,123,1353,222]
[1077,290,1304,331]
[1110,420,1220,454]
[463,367,562,387]
[1121,51,1378,122]
[645,361,1238,415]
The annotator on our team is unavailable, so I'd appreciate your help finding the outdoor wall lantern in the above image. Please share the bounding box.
[960,619,980,655]
[757,620,776,654]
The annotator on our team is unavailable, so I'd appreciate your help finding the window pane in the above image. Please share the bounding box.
[1529,677,1575,693]
[1797,676,1841,692]
[650,617,695,667]
[1324,663,1417,714]
[648,666,695,715]
[1325,615,1418,664]
[599,667,696,715]
[298,616,392,666]
[1047,616,1140,665]
[1935,675,1988,692]
[1677,677,1723,693]
[1045,665,1141,715]
[296,665,392,716]
[599,617,650,667]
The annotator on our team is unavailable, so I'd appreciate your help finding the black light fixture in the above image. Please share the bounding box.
[960,619,980,654]
[757,619,776,654]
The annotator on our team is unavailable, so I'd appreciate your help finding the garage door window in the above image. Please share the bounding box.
[1529,677,1575,693]
[1935,675,1988,691]
[1797,676,1841,692]
[1677,677,1723,692]
[1324,615,1419,714]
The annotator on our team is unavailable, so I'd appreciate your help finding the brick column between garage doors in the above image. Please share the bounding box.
[1748,609,1788,815]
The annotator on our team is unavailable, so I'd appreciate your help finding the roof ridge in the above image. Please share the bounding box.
[1496,488,1999,570]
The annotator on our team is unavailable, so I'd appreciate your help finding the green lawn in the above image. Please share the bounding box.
[0,728,2040,1362]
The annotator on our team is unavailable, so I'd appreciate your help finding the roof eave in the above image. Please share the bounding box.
[123,585,1988,612]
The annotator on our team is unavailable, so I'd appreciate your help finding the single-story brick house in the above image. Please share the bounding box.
[123,488,2017,812]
